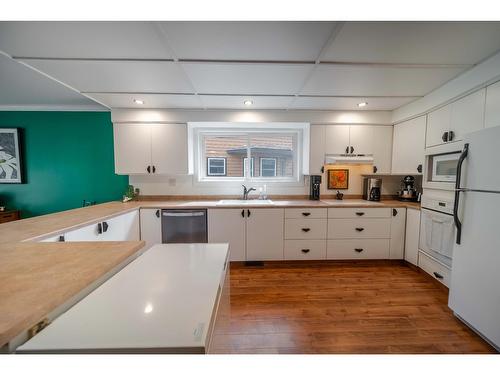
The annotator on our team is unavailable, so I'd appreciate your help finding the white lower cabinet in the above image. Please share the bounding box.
[140,208,162,249]
[208,209,246,261]
[208,208,284,261]
[327,239,390,259]
[246,209,284,261]
[284,240,326,260]
[418,251,451,287]
[328,218,391,239]
[389,208,406,259]
[404,208,421,266]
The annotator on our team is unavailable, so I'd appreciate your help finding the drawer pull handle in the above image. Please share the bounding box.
[301,249,310,253]
[355,212,365,216]
[301,228,311,232]
[302,212,311,216]
[355,227,364,232]
[433,272,444,280]
[354,248,364,253]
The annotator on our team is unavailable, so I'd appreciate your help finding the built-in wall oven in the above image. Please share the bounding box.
[419,193,455,268]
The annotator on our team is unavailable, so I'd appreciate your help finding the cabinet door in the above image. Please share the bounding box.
[392,116,426,174]
[426,105,451,148]
[98,211,140,241]
[325,125,350,154]
[208,209,246,261]
[309,125,325,175]
[113,124,152,174]
[485,80,500,128]
[451,89,485,141]
[151,123,188,175]
[246,208,284,261]
[349,125,373,155]
[389,208,406,259]
[140,208,162,249]
[371,126,393,174]
[404,208,421,266]
[65,223,101,241]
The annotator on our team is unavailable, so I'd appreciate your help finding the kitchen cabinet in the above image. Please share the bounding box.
[309,125,325,175]
[404,208,420,266]
[140,208,162,249]
[246,208,284,261]
[389,207,406,259]
[65,211,139,242]
[113,123,188,175]
[426,89,485,148]
[391,116,426,174]
[325,125,350,154]
[418,251,451,287]
[485,80,500,129]
[349,125,373,155]
[371,126,393,174]
[208,209,246,261]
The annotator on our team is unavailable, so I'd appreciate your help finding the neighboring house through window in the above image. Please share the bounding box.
[260,158,277,177]
[207,157,227,176]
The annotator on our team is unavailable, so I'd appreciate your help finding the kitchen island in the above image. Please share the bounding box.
[16,244,230,354]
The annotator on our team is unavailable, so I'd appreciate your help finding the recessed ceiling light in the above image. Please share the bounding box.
[134,99,144,105]
[244,100,253,106]
[144,303,153,314]
[358,102,368,107]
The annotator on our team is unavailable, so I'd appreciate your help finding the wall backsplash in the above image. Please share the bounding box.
[130,165,420,198]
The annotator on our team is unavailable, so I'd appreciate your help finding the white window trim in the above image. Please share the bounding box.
[243,157,255,177]
[207,157,227,176]
[260,157,277,177]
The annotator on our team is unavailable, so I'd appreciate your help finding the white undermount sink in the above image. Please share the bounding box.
[216,199,274,206]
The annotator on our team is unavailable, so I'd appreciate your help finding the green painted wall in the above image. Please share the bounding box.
[0,111,128,218]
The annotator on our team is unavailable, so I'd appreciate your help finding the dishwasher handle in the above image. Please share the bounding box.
[162,212,206,217]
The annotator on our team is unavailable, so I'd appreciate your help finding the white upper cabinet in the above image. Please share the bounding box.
[114,123,152,175]
[150,123,188,175]
[371,126,393,174]
[349,125,373,155]
[392,116,426,175]
[325,125,350,154]
[485,80,500,129]
[426,89,485,148]
[309,125,325,175]
[114,123,188,175]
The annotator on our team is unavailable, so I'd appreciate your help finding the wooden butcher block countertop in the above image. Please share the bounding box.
[0,241,145,349]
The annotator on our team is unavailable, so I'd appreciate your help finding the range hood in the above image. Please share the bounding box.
[324,154,374,165]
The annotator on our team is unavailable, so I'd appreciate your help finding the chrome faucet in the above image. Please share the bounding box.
[242,185,256,200]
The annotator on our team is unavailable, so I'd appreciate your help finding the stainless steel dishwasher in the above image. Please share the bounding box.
[161,209,208,243]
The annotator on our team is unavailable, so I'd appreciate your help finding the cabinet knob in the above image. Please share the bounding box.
[392,208,398,217]
[350,146,354,154]
[241,209,245,218]
[301,249,310,253]
[448,130,454,142]
[147,166,151,173]
[97,222,103,235]
[373,165,378,173]
[301,228,311,232]
[433,272,444,280]
[102,221,109,233]
[355,227,364,232]
[155,210,160,218]
[302,212,311,217]
[417,164,422,173]
[442,131,449,142]
[355,212,365,216]
[152,165,156,173]
[354,248,364,252]
[247,209,251,217]
[345,146,349,154]
[58,235,65,242]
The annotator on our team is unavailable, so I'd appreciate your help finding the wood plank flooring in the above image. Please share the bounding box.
[210,261,496,354]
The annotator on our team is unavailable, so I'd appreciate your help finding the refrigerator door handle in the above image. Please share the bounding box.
[454,143,469,244]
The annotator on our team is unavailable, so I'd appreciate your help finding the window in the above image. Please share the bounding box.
[207,157,226,176]
[260,158,277,177]
[188,122,310,183]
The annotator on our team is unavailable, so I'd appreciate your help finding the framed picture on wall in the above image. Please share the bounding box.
[0,128,23,184]
[327,169,349,190]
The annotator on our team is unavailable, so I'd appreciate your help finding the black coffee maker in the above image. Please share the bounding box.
[309,175,322,200]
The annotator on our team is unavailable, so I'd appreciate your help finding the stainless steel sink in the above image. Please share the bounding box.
[216,199,274,206]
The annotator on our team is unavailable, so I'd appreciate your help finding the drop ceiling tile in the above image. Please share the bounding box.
[322,21,500,64]
[0,54,103,109]
[289,96,419,111]
[199,95,293,109]
[300,65,466,97]
[182,63,314,95]
[19,60,194,93]
[88,93,202,109]
[160,21,335,61]
[0,21,172,59]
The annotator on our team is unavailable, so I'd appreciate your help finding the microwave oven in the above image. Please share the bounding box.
[429,152,461,182]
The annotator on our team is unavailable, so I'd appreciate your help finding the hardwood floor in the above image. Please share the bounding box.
[210,261,496,354]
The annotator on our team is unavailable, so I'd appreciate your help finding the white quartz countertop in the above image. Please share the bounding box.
[16,243,229,353]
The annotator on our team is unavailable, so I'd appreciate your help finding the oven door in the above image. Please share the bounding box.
[419,208,455,267]
[431,153,460,182]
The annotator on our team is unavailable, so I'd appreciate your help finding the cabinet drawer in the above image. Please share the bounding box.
[285,219,327,239]
[328,208,391,218]
[285,208,327,219]
[284,240,326,260]
[327,239,390,259]
[418,251,451,287]
[328,218,391,239]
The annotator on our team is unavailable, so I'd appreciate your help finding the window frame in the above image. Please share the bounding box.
[188,122,310,186]
[260,157,277,177]
[206,157,227,176]
[243,157,255,177]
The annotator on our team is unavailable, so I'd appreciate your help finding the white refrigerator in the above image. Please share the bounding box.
[449,125,500,351]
